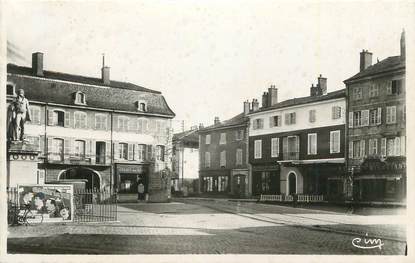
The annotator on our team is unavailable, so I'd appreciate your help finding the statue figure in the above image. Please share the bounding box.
[7,89,31,142]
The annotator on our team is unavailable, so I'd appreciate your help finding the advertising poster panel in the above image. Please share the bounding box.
[17,184,74,223]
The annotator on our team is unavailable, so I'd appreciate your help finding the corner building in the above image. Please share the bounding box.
[6,52,175,199]
[248,79,347,199]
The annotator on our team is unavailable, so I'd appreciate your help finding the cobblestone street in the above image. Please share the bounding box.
[7,199,406,254]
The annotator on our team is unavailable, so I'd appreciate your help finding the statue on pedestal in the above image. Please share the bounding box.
[7,89,31,142]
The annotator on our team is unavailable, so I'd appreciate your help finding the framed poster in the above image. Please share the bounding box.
[17,184,74,223]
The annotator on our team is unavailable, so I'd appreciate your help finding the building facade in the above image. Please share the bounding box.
[6,52,175,200]
[198,107,250,197]
[172,128,200,193]
[248,80,347,199]
[344,31,406,202]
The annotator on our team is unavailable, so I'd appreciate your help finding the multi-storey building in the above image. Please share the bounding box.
[344,31,406,202]
[248,80,346,199]
[198,105,250,197]
[6,52,175,200]
[172,127,200,192]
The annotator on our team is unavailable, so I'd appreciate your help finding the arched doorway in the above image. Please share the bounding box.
[288,172,297,195]
[59,167,100,190]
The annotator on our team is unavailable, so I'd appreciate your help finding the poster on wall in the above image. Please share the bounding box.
[17,184,74,223]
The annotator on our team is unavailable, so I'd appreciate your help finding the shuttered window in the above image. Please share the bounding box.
[74,140,86,158]
[270,115,281,127]
[271,137,280,157]
[205,134,211,144]
[330,131,341,154]
[252,119,264,130]
[137,118,149,134]
[95,114,107,130]
[118,116,129,132]
[135,144,146,161]
[29,106,41,125]
[309,110,316,123]
[307,133,317,155]
[156,145,165,161]
[119,143,128,160]
[74,111,87,129]
[368,138,378,156]
[386,106,396,124]
[220,150,226,167]
[332,106,342,119]
[236,149,243,165]
[205,152,211,168]
[219,133,227,145]
[254,140,262,159]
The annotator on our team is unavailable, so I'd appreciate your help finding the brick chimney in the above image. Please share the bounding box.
[101,54,110,85]
[262,92,269,108]
[251,99,259,112]
[268,85,278,106]
[360,49,372,72]
[317,74,327,95]
[214,117,220,125]
[243,100,251,115]
[400,29,405,60]
[310,84,319,96]
[32,52,44,76]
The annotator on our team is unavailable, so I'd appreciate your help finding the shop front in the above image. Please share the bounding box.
[199,169,230,196]
[115,163,149,201]
[251,165,280,196]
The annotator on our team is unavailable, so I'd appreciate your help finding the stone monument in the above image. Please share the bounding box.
[147,164,172,202]
[6,89,40,188]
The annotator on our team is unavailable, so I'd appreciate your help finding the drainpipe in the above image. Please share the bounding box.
[110,111,114,193]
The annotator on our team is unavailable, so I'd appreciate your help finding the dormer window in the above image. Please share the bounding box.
[7,83,15,96]
[136,100,147,112]
[74,91,86,105]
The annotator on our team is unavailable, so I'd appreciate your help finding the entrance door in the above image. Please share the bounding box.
[288,173,296,195]
[233,175,246,197]
[95,142,106,164]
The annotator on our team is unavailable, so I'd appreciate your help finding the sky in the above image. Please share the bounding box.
[5,0,414,132]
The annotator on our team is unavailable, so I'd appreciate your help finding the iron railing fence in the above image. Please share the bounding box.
[74,189,117,223]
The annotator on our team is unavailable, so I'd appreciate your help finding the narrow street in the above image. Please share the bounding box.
[7,199,406,254]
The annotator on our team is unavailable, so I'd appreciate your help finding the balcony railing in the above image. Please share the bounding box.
[48,153,109,165]
[283,151,299,160]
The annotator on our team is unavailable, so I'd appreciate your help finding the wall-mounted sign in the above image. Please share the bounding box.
[17,184,74,223]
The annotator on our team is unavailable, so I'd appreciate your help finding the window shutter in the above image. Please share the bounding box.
[106,141,111,164]
[283,137,288,154]
[285,114,289,125]
[64,138,71,157]
[64,111,70,127]
[348,112,353,128]
[90,140,96,164]
[391,106,396,123]
[47,137,53,159]
[134,145,139,160]
[394,137,401,156]
[128,144,134,160]
[292,113,296,124]
[380,138,387,157]
[400,136,406,156]
[329,133,333,153]
[295,136,299,153]
[362,110,369,126]
[137,119,143,133]
[39,135,45,155]
[113,143,119,160]
[373,139,378,155]
[360,140,365,158]
[331,107,336,119]
[376,108,382,125]
[269,116,274,127]
[147,145,153,160]
[47,110,54,126]
[349,141,353,158]
[85,140,90,159]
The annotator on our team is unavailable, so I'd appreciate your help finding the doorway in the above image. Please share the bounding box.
[288,172,296,195]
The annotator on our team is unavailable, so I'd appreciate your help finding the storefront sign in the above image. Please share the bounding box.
[117,164,147,174]
[17,184,74,223]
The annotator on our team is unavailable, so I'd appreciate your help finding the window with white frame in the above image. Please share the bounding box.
[205,134,211,144]
[118,143,128,160]
[137,100,147,112]
[205,152,211,168]
[95,114,107,130]
[368,138,378,156]
[309,110,316,123]
[387,80,403,95]
[236,148,243,165]
[74,111,87,129]
[118,116,129,132]
[137,118,148,133]
[285,112,296,125]
[307,133,317,155]
[30,106,41,125]
[156,145,165,161]
[369,84,379,97]
[330,130,341,153]
[252,118,264,130]
[74,140,86,158]
[235,130,244,140]
[75,92,86,105]
[52,110,65,127]
[219,133,227,145]
[332,106,342,119]
[220,150,226,167]
[353,111,361,127]
[254,140,262,159]
[271,137,280,157]
[136,144,146,161]
[51,138,64,161]
[386,106,396,124]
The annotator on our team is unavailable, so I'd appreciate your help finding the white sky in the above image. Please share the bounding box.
[5,0,414,132]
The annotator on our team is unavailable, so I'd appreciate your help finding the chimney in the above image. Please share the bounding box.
[214,117,220,125]
[400,29,405,60]
[101,54,110,85]
[32,52,44,76]
[317,74,327,95]
[310,83,319,97]
[199,123,204,130]
[243,100,251,115]
[360,49,372,72]
[268,85,278,106]
[251,99,259,111]
[262,92,269,108]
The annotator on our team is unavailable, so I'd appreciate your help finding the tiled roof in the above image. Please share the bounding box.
[199,113,248,132]
[173,129,199,144]
[344,56,405,82]
[7,64,175,117]
[250,89,346,114]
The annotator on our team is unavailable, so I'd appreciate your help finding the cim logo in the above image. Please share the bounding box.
[352,233,384,250]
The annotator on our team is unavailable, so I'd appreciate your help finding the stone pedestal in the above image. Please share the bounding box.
[7,141,40,188]
[147,164,171,203]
